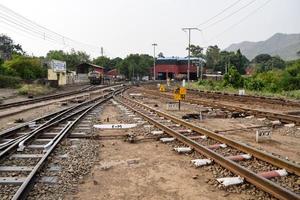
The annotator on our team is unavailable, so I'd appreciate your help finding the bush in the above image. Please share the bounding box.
[244,78,264,91]
[280,60,300,91]
[198,79,223,90]
[3,55,46,80]
[0,75,22,88]
[18,84,53,96]
[223,66,244,88]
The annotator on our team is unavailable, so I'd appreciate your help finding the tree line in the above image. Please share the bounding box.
[0,34,154,87]
[187,44,289,75]
[1,34,299,95]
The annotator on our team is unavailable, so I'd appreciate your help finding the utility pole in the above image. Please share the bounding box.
[182,27,201,84]
[152,43,157,80]
[101,47,104,57]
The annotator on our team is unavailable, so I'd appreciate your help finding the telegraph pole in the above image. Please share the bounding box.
[152,43,157,80]
[101,47,104,57]
[182,27,201,84]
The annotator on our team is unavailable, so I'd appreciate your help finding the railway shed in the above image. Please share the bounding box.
[76,63,104,82]
[153,57,205,80]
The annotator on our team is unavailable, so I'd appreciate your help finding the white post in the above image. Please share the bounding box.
[152,43,157,80]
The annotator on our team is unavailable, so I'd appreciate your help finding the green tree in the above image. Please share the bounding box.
[188,45,205,58]
[252,54,272,63]
[213,49,249,74]
[92,56,123,72]
[265,56,285,70]
[93,56,111,72]
[223,66,244,88]
[0,34,24,60]
[158,52,164,58]
[217,51,234,73]
[252,54,285,72]
[110,57,122,68]
[280,59,300,90]
[3,55,46,80]
[46,50,65,61]
[117,54,152,79]
[46,49,90,70]
[232,49,249,74]
[206,45,220,71]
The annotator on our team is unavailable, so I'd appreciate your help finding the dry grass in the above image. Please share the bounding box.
[18,84,54,96]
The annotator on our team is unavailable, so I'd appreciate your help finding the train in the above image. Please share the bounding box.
[88,71,103,85]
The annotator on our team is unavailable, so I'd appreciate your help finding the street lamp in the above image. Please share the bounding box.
[152,43,157,80]
[182,27,201,84]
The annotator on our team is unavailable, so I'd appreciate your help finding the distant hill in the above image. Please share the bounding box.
[225,33,300,61]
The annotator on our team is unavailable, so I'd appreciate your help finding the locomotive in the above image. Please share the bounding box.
[88,71,103,85]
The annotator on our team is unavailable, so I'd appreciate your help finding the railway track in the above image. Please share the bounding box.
[142,89,300,125]
[115,93,300,200]
[188,89,300,107]
[0,87,123,200]
[0,84,120,110]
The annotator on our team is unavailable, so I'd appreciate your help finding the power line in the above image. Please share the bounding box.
[0,6,63,42]
[206,0,272,45]
[0,13,63,45]
[0,4,101,54]
[198,0,243,27]
[0,18,64,46]
[0,4,96,50]
[201,0,257,30]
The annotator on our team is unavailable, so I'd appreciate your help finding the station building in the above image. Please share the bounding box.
[153,57,204,80]
[75,63,104,82]
[46,59,67,86]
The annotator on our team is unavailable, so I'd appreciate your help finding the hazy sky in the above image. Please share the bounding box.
[0,0,299,58]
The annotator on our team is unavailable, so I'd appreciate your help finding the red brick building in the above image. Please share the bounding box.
[153,57,204,80]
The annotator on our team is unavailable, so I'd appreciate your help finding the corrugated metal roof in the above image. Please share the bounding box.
[86,63,104,69]
[157,57,205,62]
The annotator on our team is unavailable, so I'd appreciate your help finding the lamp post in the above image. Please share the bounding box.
[182,28,201,84]
[152,43,157,80]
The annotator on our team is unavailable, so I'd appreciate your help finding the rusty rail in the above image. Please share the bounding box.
[144,90,300,125]
[116,95,300,200]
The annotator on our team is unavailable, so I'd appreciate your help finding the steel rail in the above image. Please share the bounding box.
[12,92,114,200]
[0,104,77,138]
[115,96,300,200]
[0,84,123,139]
[0,88,121,159]
[0,84,120,110]
[188,88,300,107]
[144,90,300,125]
[121,95,300,175]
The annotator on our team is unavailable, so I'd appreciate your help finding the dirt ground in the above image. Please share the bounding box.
[140,86,299,114]
[0,84,105,120]
[0,103,70,131]
[66,104,251,200]
[0,88,27,103]
[128,87,300,164]
[0,84,89,104]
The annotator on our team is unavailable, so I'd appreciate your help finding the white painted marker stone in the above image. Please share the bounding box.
[129,93,143,96]
[217,176,244,187]
[151,130,164,135]
[144,125,154,128]
[174,147,192,153]
[93,124,137,129]
[284,123,295,128]
[257,118,266,121]
[160,138,175,143]
[271,120,281,125]
[191,159,212,167]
